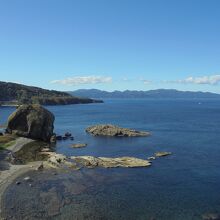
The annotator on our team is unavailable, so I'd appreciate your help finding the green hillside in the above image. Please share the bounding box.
[0,81,102,105]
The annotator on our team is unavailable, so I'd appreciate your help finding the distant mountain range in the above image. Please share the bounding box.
[0,81,102,106]
[70,89,220,99]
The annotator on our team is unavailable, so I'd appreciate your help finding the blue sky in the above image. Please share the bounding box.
[1,0,220,92]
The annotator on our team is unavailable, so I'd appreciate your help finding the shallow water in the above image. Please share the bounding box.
[1,99,220,219]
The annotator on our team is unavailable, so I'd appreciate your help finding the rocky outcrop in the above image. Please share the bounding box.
[155,152,172,157]
[202,213,220,220]
[45,152,151,169]
[6,105,55,142]
[71,156,151,168]
[86,124,150,137]
[71,143,87,148]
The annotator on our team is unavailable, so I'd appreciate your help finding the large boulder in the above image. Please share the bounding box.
[6,105,55,142]
[86,124,150,137]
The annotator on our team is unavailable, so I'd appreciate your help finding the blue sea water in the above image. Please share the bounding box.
[1,99,220,219]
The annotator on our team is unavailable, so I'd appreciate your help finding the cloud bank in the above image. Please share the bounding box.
[174,75,220,85]
[51,76,112,86]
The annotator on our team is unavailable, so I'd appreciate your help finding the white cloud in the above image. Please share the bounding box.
[171,75,220,85]
[51,75,112,86]
[139,78,151,85]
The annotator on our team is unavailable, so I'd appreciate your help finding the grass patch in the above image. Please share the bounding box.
[0,135,17,151]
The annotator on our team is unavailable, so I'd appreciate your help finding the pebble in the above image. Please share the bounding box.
[23,176,31,181]
[36,163,44,171]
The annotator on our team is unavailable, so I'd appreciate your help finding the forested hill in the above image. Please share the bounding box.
[0,81,102,105]
[70,89,220,99]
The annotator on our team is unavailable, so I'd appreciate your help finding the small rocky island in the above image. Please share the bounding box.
[86,124,150,137]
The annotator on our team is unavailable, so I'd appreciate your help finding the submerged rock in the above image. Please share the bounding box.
[71,156,151,168]
[202,213,220,220]
[65,132,72,137]
[155,152,172,157]
[56,135,62,141]
[71,143,87,148]
[6,104,55,142]
[86,124,150,137]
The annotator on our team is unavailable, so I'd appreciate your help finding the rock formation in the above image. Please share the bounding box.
[6,104,55,142]
[45,152,151,169]
[71,156,151,168]
[86,124,150,137]
[71,143,87,148]
[155,152,172,157]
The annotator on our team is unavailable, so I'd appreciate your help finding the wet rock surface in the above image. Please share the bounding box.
[0,168,137,220]
[86,124,150,137]
[202,213,220,220]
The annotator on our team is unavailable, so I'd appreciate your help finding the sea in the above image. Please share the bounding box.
[1,99,220,220]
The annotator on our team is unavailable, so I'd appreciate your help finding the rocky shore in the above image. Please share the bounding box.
[0,104,173,219]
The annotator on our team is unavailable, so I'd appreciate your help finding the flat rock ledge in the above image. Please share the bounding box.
[71,143,87,148]
[86,124,150,137]
[45,152,151,169]
[155,152,172,157]
[71,156,151,168]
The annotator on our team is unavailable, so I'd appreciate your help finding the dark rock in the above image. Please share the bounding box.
[36,163,44,171]
[50,135,56,143]
[62,136,68,140]
[65,132,72,137]
[0,132,3,136]
[70,137,74,141]
[16,181,21,185]
[202,213,220,220]
[56,135,62,141]
[6,104,55,142]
